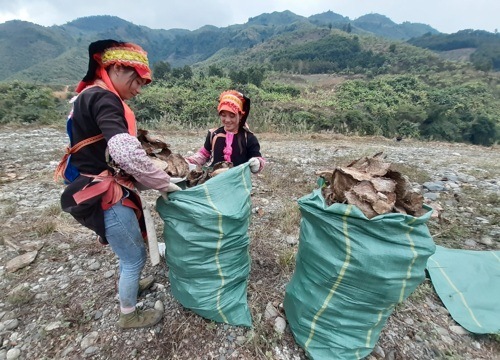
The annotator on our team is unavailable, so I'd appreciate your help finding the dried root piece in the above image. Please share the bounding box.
[386,169,425,216]
[165,153,189,178]
[351,181,396,216]
[185,161,234,188]
[315,170,334,185]
[138,129,172,157]
[137,129,189,178]
[345,191,378,219]
[186,166,210,187]
[331,168,359,202]
[149,158,169,172]
[211,161,233,177]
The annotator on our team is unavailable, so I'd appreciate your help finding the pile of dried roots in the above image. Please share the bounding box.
[317,152,426,219]
[186,161,233,187]
[137,129,189,178]
[138,130,233,188]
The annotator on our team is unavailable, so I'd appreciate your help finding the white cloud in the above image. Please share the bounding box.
[0,0,497,33]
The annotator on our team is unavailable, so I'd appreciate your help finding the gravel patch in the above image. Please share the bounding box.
[0,126,498,359]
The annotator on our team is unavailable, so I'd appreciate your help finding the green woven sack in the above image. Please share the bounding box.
[427,245,500,334]
[284,188,436,359]
[156,164,253,327]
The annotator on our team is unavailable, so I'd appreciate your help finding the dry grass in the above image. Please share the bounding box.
[276,247,297,274]
[273,201,301,235]
[390,162,431,184]
[33,220,58,237]
[428,185,500,247]
[6,285,34,306]
[2,202,16,217]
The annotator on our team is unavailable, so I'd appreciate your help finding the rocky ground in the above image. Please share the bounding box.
[0,126,499,360]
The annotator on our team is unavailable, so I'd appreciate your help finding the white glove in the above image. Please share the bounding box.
[249,157,260,173]
[166,183,182,192]
[160,183,182,200]
[158,243,166,257]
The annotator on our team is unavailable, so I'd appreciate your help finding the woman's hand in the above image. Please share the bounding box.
[166,183,182,192]
[249,158,260,173]
[160,183,182,199]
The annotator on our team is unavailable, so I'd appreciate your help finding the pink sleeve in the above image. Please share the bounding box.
[186,147,211,166]
[107,133,171,192]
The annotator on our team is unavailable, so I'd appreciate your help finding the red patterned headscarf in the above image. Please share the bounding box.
[75,39,151,136]
[76,39,152,93]
[99,43,151,82]
[218,90,245,115]
[217,90,251,128]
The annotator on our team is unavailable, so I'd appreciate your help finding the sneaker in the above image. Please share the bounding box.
[117,308,163,329]
[138,275,155,294]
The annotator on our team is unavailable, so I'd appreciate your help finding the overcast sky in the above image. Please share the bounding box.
[0,0,497,34]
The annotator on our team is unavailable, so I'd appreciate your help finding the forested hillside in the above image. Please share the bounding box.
[408,29,500,71]
[0,12,499,146]
[0,11,439,83]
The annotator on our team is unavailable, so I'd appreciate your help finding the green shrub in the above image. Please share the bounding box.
[0,81,64,124]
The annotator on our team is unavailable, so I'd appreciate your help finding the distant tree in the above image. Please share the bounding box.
[227,67,265,87]
[341,109,380,135]
[229,69,247,84]
[171,65,193,80]
[247,67,265,87]
[153,61,171,80]
[472,58,493,72]
[465,115,498,146]
[394,104,426,137]
[269,34,386,74]
[181,65,194,80]
[420,106,462,142]
[208,64,224,77]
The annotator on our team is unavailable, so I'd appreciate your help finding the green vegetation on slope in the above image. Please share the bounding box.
[2,60,497,146]
[0,82,65,125]
[408,30,500,71]
[1,14,499,147]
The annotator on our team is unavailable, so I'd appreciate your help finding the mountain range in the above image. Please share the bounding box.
[0,10,439,84]
[0,10,498,85]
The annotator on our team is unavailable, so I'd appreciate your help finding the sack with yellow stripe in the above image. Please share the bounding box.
[283,187,436,360]
[156,163,252,327]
